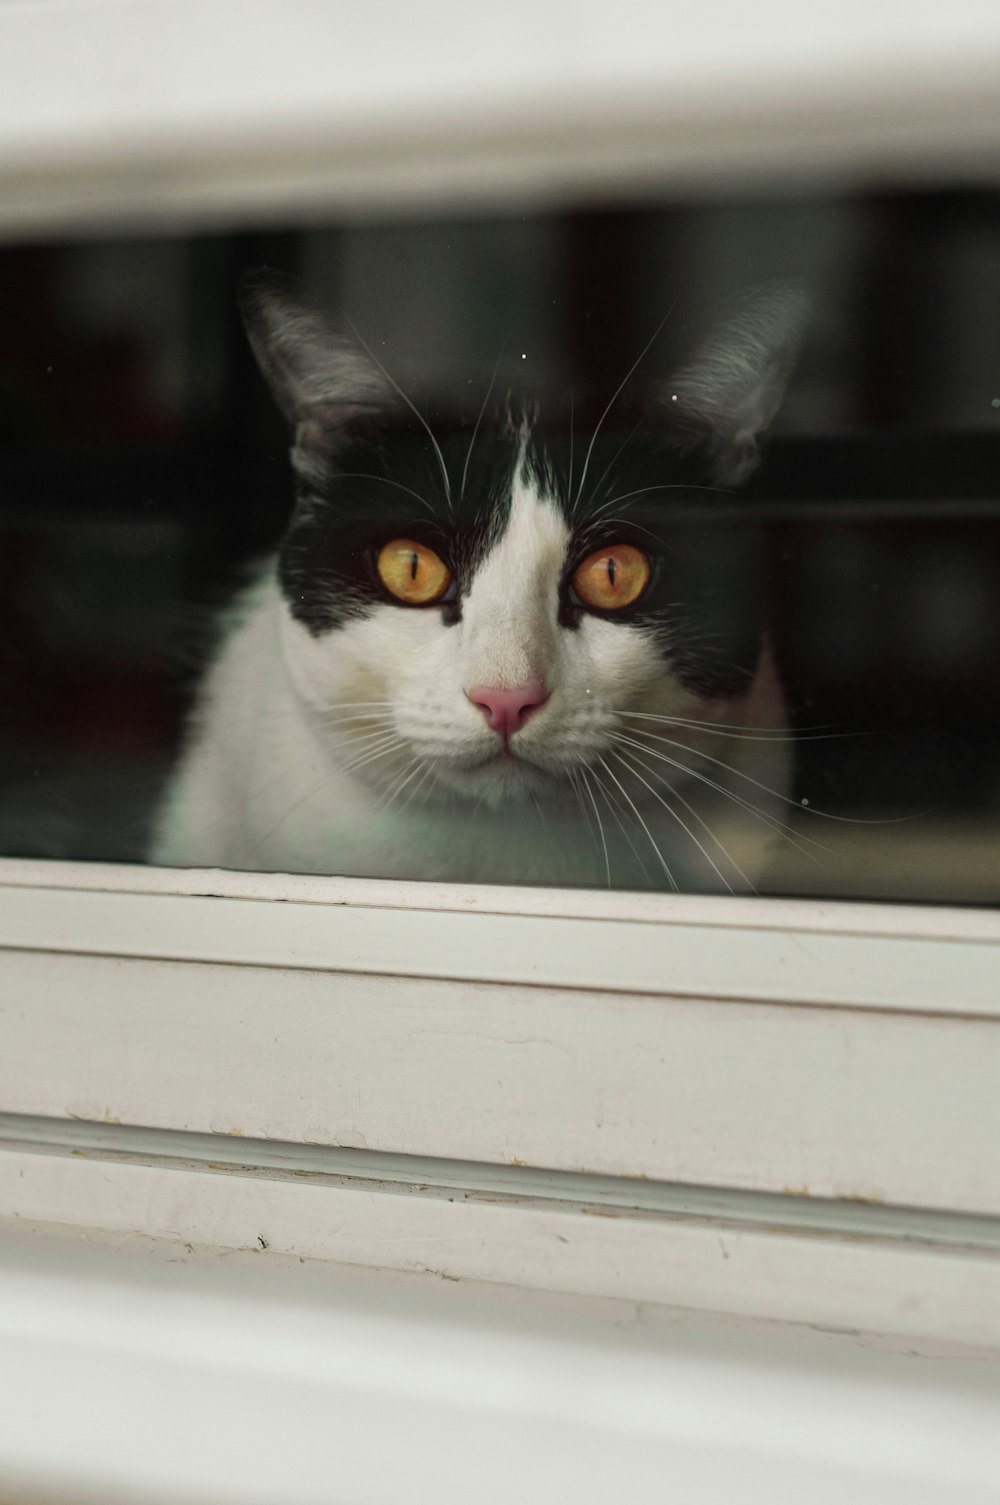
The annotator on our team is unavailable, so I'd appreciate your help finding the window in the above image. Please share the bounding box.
[4,194,1000,904]
[2,0,1000,1367]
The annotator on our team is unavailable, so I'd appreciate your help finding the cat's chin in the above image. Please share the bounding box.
[428,750,568,809]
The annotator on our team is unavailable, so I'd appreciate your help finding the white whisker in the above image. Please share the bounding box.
[584,414,645,517]
[239,768,333,865]
[191,741,323,842]
[340,736,407,775]
[317,700,396,710]
[619,725,891,825]
[609,731,826,864]
[211,704,395,738]
[619,710,859,743]
[398,759,438,815]
[330,728,403,756]
[578,767,611,888]
[344,318,452,511]
[317,717,396,732]
[377,756,424,810]
[567,770,594,845]
[612,746,746,894]
[567,394,575,504]
[573,308,674,518]
[588,481,733,522]
[461,348,504,500]
[331,475,435,516]
[598,756,678,891]
[317,716,397,735]
[587,765,656,885]
[581,516,661,543]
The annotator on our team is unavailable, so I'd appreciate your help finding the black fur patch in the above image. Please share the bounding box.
[278,407,519,634]
[525,408,765,697]
[276,387,766,700]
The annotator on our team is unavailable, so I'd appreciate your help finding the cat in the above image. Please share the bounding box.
[151,275,804,891]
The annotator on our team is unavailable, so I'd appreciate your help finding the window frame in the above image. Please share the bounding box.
[4,855,1000,1345]
[3,0,1000,238]
[5,856,1000,1209]
[3,0,1000,1352]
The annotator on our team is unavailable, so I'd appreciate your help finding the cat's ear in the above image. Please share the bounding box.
[661,283,807,486]
[240,273,393,476]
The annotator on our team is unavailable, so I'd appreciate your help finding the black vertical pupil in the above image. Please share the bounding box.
[410,551,419,581]
[607,556,616,587]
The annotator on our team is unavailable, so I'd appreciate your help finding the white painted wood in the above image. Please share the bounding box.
[4,853,1000,941]
[4,1118,1000,1348]
[1,1225,1000,1505]
[9,1112,999,1249]
[2,874,999,1016]
[3,939,1000,1212]
[2,0,1000,236]
[6,1149,1000,1351]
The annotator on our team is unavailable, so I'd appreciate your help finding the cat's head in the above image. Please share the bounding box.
[241,275,804,810]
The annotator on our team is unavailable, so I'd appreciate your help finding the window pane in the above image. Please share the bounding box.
[2,192,998,901]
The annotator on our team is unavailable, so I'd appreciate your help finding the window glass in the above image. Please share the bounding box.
[2,191,998,902]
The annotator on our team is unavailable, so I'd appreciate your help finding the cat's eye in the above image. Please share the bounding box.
[571,544,651,612]
[376,539,452,605]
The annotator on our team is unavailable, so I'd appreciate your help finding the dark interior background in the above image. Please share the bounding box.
[2,187,1000,901]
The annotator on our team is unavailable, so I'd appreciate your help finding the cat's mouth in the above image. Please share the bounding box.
[481,742,556,771]
[461,749,534,777]
[423,741,580,806]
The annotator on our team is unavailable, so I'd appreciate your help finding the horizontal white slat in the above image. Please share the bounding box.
[2,0,1000,234]
[1,1228,998,1505]
[3,855,999,941]
[13,0,1000,152]
[2,876,999,1015]
[8,1112,999,1248]
[3,941,1000,1212]
[4,1136,1000,1351]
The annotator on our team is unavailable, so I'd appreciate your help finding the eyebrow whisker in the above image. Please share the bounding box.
[461,345,505,500]
[343,317,453,512]
[572,306,674,519]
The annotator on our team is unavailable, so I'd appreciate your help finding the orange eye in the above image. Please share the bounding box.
[376,538,452,605]
[571,544,650,612]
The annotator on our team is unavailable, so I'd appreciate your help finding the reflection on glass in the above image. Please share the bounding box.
[2,192,999,903]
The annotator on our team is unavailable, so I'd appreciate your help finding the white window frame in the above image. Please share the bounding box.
[3,0,1000,236]
[4,856,1000,1350]
[3,0,1000,1360]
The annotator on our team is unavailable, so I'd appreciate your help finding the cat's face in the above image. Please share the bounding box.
[244,278,803,811]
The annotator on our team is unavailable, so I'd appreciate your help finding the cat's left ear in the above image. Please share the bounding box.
[240,272,393,478]
[661,283,807,485]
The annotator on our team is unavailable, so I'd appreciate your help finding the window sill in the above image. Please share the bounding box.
[2,856,1000,1346]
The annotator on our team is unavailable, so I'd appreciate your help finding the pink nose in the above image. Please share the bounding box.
[468,682,550,739]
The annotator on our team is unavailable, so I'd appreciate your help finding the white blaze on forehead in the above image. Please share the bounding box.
[461,468,570,690]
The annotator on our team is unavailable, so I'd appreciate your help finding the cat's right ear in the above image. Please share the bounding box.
[240,274,393,477]
[660,283,807,486]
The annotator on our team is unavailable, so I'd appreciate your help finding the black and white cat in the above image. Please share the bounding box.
[152,277,804,890]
